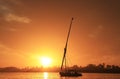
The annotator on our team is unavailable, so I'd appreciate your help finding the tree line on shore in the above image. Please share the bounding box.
[0,63,120,73]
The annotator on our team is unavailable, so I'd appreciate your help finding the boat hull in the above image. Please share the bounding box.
[59,71,82,77]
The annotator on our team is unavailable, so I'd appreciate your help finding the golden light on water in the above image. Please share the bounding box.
[43,72,48,79]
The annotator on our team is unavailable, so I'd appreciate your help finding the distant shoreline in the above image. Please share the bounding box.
[0,63,120,73]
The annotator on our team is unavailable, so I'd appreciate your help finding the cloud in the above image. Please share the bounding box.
[5,13,31,23]
[0,5,10,14]
[6,0,22,5]
[0,43,11,54]
[6,27,17,32]
[0,0,31,23]
[88,25,103,38]
[0,42,27,57]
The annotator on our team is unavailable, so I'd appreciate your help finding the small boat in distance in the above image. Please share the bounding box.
[59,18,82,77]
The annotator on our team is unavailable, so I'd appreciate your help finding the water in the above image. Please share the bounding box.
[0,72,120,79]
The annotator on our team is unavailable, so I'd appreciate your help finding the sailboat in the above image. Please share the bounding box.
[59,18,82,77]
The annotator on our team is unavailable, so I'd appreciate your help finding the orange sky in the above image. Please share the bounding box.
[0,0,120,68]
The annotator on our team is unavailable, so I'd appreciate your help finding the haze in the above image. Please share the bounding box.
[0,0,120,67]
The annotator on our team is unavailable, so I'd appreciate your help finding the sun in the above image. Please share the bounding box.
[40,57,52,67]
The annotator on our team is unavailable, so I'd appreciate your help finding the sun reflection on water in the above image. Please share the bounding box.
[43,72,48,79]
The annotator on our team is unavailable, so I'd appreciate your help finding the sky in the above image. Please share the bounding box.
[0,0,120,68]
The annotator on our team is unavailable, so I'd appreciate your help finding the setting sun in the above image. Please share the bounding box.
[40,57,52,67]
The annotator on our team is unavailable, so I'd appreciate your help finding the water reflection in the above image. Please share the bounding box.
[60,77,80,79]
[43,72,48,79]
[0,72,120,79]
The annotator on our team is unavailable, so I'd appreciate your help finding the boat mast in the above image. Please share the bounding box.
[61,18,74,70]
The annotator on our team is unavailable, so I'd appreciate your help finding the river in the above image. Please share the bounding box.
[0,72,120,79]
